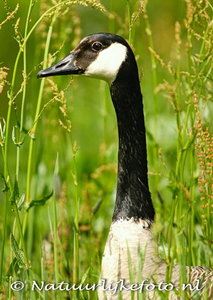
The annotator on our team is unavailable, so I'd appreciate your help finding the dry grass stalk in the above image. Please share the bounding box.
[0,4,19,30]
[0,67,9,94]
[194,95,213,220]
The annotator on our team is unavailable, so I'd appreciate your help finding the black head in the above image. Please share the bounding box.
[37,33,137,84]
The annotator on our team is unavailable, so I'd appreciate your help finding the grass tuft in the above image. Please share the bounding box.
[0,0,212,299]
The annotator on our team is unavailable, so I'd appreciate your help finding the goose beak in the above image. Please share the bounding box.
[37,52,83,78]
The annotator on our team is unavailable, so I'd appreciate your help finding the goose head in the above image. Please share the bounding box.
[37,33,138,85]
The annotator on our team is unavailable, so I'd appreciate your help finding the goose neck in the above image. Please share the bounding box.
[110,76,155,222]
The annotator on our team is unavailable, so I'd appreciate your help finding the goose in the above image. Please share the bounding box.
[37,33,212,299]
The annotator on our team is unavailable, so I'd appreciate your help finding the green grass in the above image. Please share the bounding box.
[0,0,212,299]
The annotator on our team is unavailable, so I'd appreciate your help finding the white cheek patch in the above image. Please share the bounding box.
[84,42,127,84]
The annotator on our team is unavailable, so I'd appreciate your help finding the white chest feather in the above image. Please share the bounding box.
[98,219,161,300]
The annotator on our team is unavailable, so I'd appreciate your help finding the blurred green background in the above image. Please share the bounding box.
[0,0,212,299]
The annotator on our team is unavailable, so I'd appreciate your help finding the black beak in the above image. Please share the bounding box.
[37,52,84,78]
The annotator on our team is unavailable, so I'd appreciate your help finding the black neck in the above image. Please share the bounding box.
[110,63,155,222]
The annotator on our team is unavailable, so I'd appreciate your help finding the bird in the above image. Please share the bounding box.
[37,33,212,299]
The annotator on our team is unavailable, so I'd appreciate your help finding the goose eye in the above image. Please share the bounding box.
[91,42,103,51]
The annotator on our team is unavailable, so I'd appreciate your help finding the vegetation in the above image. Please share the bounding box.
[0,0,212,299]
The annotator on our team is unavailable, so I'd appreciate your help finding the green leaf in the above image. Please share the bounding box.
[26,190,53,211]
[92,199,103,215]
[79,267,91,299]
[10,179,19,205]
[10,234,26,269]
[80,267,90,285]
[17,193,26,210]
[53,153,61,198]
[12,126,24,147]
[6,257,19,280]
[0,173,9,192]
[16,120,29,134]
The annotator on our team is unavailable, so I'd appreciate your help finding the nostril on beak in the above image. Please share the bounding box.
[55,62,68,69]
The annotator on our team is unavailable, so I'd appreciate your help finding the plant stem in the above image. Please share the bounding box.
[26,12,57,203]
[0,36,22,286]
[72,143,79,285]
[16,0,34,180]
